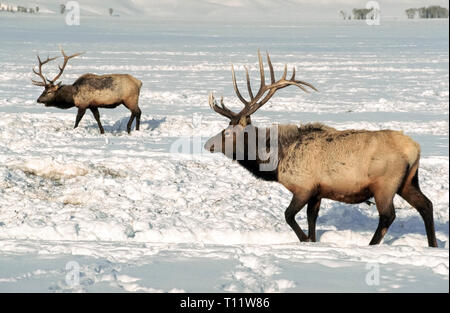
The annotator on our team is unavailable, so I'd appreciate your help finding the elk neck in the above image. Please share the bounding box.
[48,85,76,109]
[235,124,310,183]
[232,125,281,182]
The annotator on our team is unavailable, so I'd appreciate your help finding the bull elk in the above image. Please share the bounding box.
[205,51,437,247]
[32,49,142,134]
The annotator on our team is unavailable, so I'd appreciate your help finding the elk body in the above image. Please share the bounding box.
[32,49,142,134]
[205,51,437,247]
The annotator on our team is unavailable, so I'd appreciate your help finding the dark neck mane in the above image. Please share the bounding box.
[51,85,76,109]
[235,126,286,182]
[237,159,278,182]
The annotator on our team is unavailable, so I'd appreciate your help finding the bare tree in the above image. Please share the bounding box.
[339,10,347,20]
[352,8,373,20]
[405,8,417,19]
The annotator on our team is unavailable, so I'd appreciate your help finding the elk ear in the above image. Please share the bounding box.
[56,82,62,88]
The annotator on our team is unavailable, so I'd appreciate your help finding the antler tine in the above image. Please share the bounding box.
[209,92,237,119]
[47,48,83,84]
[208,51,318,122]
[220,97,226,109]
[282,64,287,80]
[31,79,47,87]
[258,50,265,90]
[39,54,59,65]
[295,79,318,92]
[287,66,318,93]
[244,66,254,100]
[266,52,275,84]
[32,54,58,86]
[231,64,249,106]
[61,48,83,60]
[236,52,318,118]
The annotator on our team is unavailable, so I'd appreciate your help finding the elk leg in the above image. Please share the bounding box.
[89,107,105,134]
[369,192,396,245]
[123,98,140,133]
[126,112,136,134]
[307,197,321,242]
[285,195,309,242]
[399,169,437,247]
[135,108,141,131]
[74,108,86,129]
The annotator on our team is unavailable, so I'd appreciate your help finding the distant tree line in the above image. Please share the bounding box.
[1,2,116,16]
[0,2,39,13]
[405,6,448,19]
[352,8,373,20]
[339,5,448,20]
[339,8,379,20]
[60,4,115,16]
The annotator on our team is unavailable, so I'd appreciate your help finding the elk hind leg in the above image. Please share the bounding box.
[135,107,141,131]
[123,98,140,134]
[399,166,437,247]
[126,111,136,134]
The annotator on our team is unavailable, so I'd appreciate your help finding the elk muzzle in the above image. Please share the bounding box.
[204,136,218,153]
[205,129,228,153]
[37,95,46,104]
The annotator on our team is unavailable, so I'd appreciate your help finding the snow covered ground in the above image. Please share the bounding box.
[0,12,448,292]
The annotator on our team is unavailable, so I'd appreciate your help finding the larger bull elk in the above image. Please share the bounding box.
[32,49,142,134]
[205,51,437,247]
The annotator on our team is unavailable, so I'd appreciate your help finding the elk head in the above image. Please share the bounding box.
[32,49,82,106]
[205,50,317,159]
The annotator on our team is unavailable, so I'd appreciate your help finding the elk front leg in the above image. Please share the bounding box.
[285,195,309,242]
[74,108,86,129]
[89,107,105,134]
[307,197,321,242]
[398,170,438,247]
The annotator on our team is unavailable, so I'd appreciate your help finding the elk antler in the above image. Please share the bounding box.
[32,54,59,87]
[209,93,238,120]
[46,49,83,85]
[210,50,317,121]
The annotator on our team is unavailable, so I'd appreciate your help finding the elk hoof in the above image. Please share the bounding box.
[299,236,310,242]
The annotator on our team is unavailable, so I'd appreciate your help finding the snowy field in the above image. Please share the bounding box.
[0,12,448,292]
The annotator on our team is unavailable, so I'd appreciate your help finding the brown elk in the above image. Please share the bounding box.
[32,49,142,134]
[205,51,438,247]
